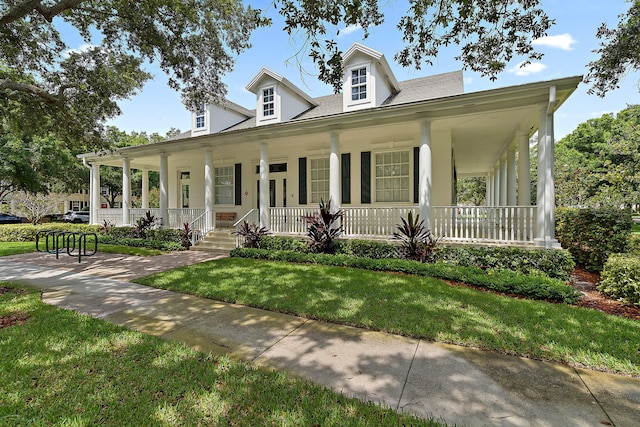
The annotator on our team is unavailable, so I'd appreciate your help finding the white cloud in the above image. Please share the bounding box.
[464,77,474,85]
[337,24,362,38]
[590,110,613,118]
[532,33,577,51]
[62,43,96,58]
[509,61,547,76]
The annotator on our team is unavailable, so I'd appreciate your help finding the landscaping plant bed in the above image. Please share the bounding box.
[572,268,640,321]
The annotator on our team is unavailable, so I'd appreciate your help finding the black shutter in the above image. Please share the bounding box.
[413,147,419,204]
[341,153,351,204]
[361,151,370,204]
[298,157,307,204]
[235,163,242,205]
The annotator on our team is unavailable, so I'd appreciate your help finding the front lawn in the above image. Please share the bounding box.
[0,283,438,426]
[0,241,164,257]
[135,258,640,376]
[0,242,34,256]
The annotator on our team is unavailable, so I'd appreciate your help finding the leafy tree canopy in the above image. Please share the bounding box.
[586,0,640,96]
[0,0,266,148]
[555,105,640,209]
[1,0,555,146]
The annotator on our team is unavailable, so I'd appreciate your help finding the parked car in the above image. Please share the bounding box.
[62,211,90,223]
[0,213,26,224]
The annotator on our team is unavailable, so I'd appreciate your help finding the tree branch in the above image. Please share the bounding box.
[0,78,61,105]
[0,0,41,26]
[34,0,86,23]
[0,0,86,26]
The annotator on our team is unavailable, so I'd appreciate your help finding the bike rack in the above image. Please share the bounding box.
[36,230,98,263]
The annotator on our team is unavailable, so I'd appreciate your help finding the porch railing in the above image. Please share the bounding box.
[97,205,537,245]
[432,206,537,243]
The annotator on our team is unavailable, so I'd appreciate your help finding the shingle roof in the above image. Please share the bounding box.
[167,70,464,140]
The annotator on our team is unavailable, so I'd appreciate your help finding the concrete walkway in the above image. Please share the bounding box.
[1,253,639,427]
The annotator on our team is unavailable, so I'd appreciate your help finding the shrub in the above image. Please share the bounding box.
[107,226,136,239]
[132,211,158,238]
[556,207,632,272]
[0,223,100,242]
[97,235,184,251]
[230,248,581,304]
[433,246,575,281]
[336,239,398,259]
[259,235,308,252]
[598,254,640,306]
[627,234,640,255]
[146,228,182,243]
[301,199,343,254]
[393,212,438,262]
[234,221,270,248]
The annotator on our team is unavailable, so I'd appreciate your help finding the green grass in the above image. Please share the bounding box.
[632,222,640,233]
[0,242,34,256]
[0,283,440,426]
[135,258,640,376]
[0,241,164,257]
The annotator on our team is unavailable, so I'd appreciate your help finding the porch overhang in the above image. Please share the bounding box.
[78,75,582,179]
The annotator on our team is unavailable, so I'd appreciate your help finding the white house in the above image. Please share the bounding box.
[78,43,581,248]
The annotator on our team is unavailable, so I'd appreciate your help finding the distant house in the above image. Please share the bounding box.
[78,43,581,248]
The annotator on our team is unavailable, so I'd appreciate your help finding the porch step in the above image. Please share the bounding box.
[190,230,237,252]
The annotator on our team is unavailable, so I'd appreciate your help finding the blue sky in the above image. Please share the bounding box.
[100,0,640,140]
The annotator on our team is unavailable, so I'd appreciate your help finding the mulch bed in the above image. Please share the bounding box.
[572,268,640,321]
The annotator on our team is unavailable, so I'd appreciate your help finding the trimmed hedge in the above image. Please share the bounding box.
[599,254,640,306]
[556,208,632,272]
[434,246,574,281]
[230,248,581,304]
[97,235,184,251]
[256,235,573,280]
[0,223,100,242]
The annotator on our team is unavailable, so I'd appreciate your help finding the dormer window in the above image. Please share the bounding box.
[262,88,275,116]
[195,104,206,129]
[351,67,367,101]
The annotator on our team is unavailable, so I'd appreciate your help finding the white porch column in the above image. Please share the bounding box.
[493,165,500,206]
[204,148,214,229]
[122,158,131,225]
[259,142,269,228]
[517,132,531,206]
[329,131,341,212]
[507,148,517,206]
[499,156,507,206]
[141,169,149,209]
[91,163,100,225]
[419,120,432,229]
[159,153,169,228]
[544,87,557,246]
[536,105,547,246]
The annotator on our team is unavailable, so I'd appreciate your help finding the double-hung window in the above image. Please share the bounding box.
[195,104,206,129]
[351,67,367,101]
[375,151,410,202]
[310,158,330,203]
[215,166,234,205]
[262,87,275,117]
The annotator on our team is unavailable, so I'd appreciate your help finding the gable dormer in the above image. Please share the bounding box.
[246,68,317,126]
[191,100,253,135]
[342,43,400,112]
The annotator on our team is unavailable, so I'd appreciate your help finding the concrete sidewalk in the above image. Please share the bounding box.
[1,255,639,427]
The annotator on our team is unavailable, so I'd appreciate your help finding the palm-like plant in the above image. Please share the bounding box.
[234,221,270,248]
[393,211,438,262]
[301,199,344,253]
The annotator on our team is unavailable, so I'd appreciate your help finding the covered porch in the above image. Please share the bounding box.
[81,77,581,249]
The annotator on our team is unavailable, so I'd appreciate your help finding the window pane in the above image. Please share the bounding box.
[374,150,410,202]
